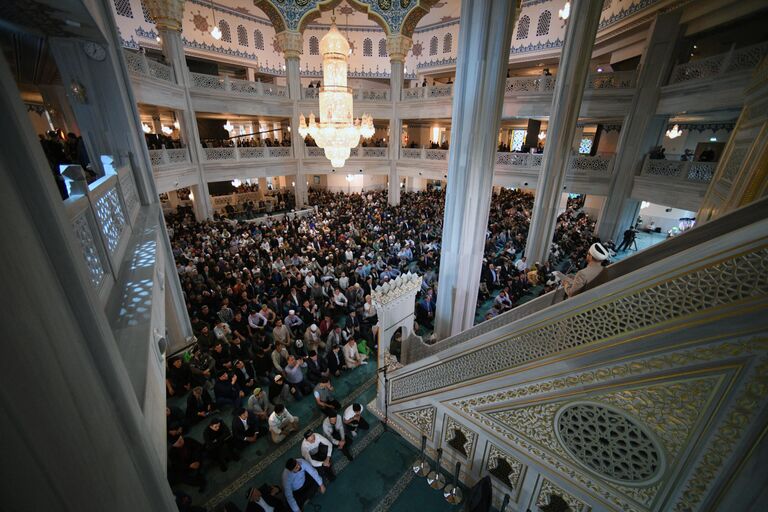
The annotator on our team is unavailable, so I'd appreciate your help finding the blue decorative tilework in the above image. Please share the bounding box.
[521,0,551,6]
[272,0,324,32]
[599,0,659,30]
[135,27,158,40]
[510,38,562,54]
[416,56,456,69]
[121,35,139,50]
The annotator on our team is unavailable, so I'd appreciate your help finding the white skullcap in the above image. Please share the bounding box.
[310,324,318,332]
[589,243,609,261]
[289,309,295,315]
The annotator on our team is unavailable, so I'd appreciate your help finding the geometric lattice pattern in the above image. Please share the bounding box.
[378,38,387,58]
[237,25,248,47]
[140,0,153,23]
[536,10,551,36]
[516,15,530,39]
[363,38,373,56]
[94,186,126,255]
[536,478,590,512]
[394,405,436,440]
[578,138,593,154]
[119,171,139,216]
[511,129,526,151]
[219,20,231,43]
[429,36,438,55]
[487,444,526,492]
[71,211,106,288]
[556,403,661,483]
[114,0,133,18]
[390,247,768,401]
[308,35,319,55]
[443,33,452,53]
[254,29,264,50]
[444,415,477,461]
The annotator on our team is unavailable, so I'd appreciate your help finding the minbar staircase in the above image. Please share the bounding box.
[373,198,768,512]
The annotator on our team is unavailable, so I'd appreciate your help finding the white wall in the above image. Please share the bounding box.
[638,202,696,232]
[662,128,731,160]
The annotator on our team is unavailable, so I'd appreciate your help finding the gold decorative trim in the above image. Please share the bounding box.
[393,404,436,440]
[443,414,478,463]
[486,443,526,501]
[537,477,591,512]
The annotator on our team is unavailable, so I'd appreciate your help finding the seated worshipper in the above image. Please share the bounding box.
[203,418,239,471]
[228,335,253,363]
[214,370,245,409]
[282,458,325,512]
[343,403,370,437]
[248,307,269,336]
[322,411,353,461]
[211,341,234,371]
[189,349,215,385]
[166,356,192,397]
[247,387,274,423]
[245,484,290,512]
[269,374,293,405]
[313,376,341,413]
[494,289,513,312]
[269,404,300,443]
[233,359,257,393]
[271,343,290,375]
[231,407,262,450]
[272,319,293,349]
[343,337,368,368]
[213,321,232,342]
[332,288,349,311]
[306,350,330,384]
[196,325,216,353]
[186,386,216,425]
[304,324,325,355]
[167,405,187,434]
[284,355,312,398]
[168,434,207,492]
[559,242,609,298]
[300,430,335,481]
[285,310,304,331]
[326,344,347,377]
[326,326,343,350]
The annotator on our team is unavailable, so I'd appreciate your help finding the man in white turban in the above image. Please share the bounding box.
[561,243,609,297]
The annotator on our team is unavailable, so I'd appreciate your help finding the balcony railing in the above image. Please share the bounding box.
[149,147,191,168]
[668,42,768,84]
[640,156,717,184]
[568,154,615,175]
[190,72,288,98]
[203,146,293,161]
[505,75,555,94]
[495,152,544,168]
[123,50,174,83]
[301,87,390,101]
[304,146,388,159]
[400,83,453,101]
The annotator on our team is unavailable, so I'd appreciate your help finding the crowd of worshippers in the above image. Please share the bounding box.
[201,137,291,149]
[167,187,607,352]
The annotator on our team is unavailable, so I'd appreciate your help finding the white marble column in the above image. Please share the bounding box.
[147,0,212,219]
[598,11,682,241]
[386,35,412,206]
[277,30,307,209]
[433,0,517,339]
[524,0,603,263]
[0,45,176,512]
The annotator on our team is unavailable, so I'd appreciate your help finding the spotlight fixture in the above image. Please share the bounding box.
[142,123,152,134]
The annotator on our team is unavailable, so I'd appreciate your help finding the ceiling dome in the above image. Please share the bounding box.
[320,21,350,57]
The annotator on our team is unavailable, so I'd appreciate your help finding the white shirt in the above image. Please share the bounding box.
[268,410,296,434]
[300,433,333,467]
[343,404,361,422]
[515,259,528,272]
[343,342,360,366]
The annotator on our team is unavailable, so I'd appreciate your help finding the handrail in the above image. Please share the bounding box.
[402,196,768,364]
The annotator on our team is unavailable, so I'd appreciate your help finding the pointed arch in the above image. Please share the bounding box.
[443,33,452,53]
[309,35,320,55]
[254,29,264,50]
[363,37,373,57]
[429,36,438,56]
[378,38,387,57]
[237,25,248,46]
[516,15,530,40]
[536,11,551,36]
[219,20,231,43]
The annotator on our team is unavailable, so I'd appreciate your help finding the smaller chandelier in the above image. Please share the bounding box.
[297,19,374,168]
[666,124,683,139]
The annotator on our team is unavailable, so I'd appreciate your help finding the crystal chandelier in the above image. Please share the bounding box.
[298,18,374,168]
[666,124,683,139]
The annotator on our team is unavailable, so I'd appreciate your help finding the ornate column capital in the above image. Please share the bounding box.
[276,30,303,61]
[144,0,185,32]
[387,34,413,63]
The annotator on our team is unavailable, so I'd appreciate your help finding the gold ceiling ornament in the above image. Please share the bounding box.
[298,18,374,168]
[144,0,185,32]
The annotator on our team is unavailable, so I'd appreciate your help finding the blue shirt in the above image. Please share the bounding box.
[282,459,322,511]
